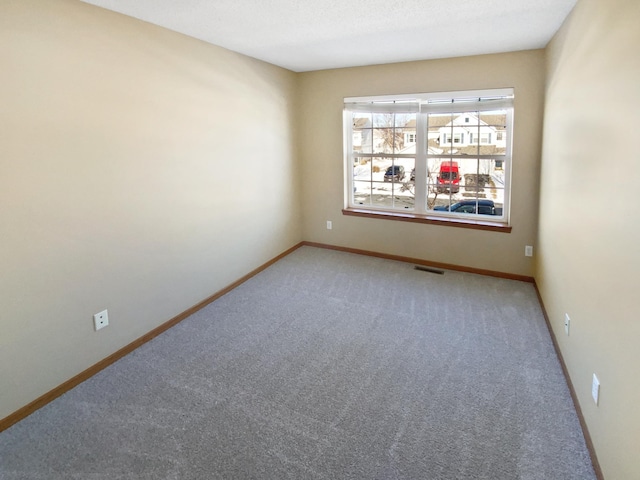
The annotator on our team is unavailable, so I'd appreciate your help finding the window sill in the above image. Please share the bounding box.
[342,208,512,233]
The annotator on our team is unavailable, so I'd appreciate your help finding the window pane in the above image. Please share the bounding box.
[352,113,372,153]
[354,157,415,210]
[455,158,504,216]
[395,114,415,128]
[428,111,508,156]
[427,113,454,154]
[353,157,372,181]
[490,188,505,215]
[369,112,417,154]
[427,157,461,210]
[372,113,395,127]
[434,158,462,194]
[459,157,483,198]
[352,112,371,126]
[353,180,372,206]
[373,128,400,154]
[397,128,417,154]
[461,113,480,128]
[425,155,507,216]
[353,128,372,153]
[352,156,376,207]
[380,158,414,210]
[479,110,508,155]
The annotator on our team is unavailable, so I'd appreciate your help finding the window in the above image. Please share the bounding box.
[344,89,513,227]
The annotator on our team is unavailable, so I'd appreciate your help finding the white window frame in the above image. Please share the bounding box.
[344,88,514,226]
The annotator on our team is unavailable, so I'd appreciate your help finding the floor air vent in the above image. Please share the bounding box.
[414,265,445,275]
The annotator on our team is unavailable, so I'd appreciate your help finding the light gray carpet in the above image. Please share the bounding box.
[0,246,596,479]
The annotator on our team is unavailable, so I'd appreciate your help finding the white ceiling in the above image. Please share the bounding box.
[80,0,578,72]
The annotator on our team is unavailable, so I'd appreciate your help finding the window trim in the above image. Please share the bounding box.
[344,88,514,229]
[342,207,513,233]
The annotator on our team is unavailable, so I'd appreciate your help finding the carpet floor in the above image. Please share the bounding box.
[0,246,596,479]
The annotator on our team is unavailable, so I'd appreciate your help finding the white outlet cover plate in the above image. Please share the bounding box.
[94,309,109,331]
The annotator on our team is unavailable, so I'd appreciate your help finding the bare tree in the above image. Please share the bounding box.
[375,114,405,153]
[399,172,441,209]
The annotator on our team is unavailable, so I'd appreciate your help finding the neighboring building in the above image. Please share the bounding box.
[434,113,507,155]
[352,113,507,174]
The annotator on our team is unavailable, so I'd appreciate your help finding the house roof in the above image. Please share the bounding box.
[353,118,371,128]
[353,113,506,130]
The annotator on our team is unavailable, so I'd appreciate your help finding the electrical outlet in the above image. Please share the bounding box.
[93,309,109,331]
[326,220,332,230]
[564,313,570,335]
[525,245,533,257]
[592,374,600,405]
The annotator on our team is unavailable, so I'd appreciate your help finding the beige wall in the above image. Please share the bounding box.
[4,0,637,476]
[298,51,545,277]
[539,0,640,478]
[0,0,301,421]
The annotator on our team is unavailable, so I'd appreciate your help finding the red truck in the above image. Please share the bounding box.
[436,161,460,193]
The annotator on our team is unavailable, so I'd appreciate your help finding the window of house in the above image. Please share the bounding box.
[344,88,513,229]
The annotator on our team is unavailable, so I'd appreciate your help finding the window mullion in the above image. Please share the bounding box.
[414,113,427,214]
[476,110,481,204]
[344,110,354,207]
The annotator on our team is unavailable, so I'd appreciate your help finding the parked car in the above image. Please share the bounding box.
[384,165,405,182]
[436,161,460,193]
[433,199,497,215]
